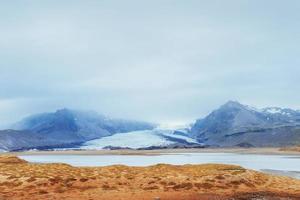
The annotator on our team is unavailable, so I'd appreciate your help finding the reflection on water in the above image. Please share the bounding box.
[20,153,300,179]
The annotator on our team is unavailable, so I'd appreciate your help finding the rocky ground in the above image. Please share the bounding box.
[0,155,299,200]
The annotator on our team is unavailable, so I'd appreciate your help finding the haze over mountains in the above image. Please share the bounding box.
[0,109,155,151]
[1,101,300,151]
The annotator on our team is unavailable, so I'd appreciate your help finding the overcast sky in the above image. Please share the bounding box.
[0,0,300,127]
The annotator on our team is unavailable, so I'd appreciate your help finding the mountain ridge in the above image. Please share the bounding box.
[190,101,300,147]
[1,102,300,151]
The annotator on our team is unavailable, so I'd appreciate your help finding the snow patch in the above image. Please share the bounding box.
[263,107,293,116]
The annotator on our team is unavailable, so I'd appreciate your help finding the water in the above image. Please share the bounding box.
[19,153,300,179]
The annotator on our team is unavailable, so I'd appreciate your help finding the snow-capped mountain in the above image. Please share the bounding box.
[1,101,300,151]
[190,101,300,147]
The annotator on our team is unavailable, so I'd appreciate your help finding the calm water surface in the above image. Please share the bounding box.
[19,153,300,179]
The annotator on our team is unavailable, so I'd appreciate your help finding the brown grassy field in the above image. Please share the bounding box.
[280,146,300,152]
[0,155,299,200]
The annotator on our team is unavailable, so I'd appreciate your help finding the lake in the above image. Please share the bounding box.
[20,153,300,179]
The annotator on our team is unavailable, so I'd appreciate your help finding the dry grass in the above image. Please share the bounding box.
[280,146,300,152]
[0,155,299,200]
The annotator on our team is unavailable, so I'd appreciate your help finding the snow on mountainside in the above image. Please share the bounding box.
[80,128,200,150]
[263,107,286,114]
[191,101,300,147]
[262,107,300,117]
[2,101,300,151]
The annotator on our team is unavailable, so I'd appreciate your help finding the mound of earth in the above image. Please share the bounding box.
[0,155,27,164]
[280,146,300,152]
[0,155,299,200]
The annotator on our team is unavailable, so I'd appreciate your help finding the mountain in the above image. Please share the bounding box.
[79,128,201,150]
[13,108,155,140]
[190,101,300,147]
[0,109,155,151]
[0,129,78,151]
[2,102,300,151]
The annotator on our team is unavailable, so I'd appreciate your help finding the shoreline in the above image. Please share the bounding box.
[0,155,300,200]
[9,147,300,180]
[4,147,300,156]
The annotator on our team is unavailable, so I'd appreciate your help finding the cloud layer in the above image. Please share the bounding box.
[1,0,300,127]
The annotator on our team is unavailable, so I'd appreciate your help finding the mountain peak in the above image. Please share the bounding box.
[191,101,300,147]
[224,100,240,105]
[221,100,244,109]
[55,108,73,114]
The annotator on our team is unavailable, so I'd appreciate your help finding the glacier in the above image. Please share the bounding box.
[80,128,199,150]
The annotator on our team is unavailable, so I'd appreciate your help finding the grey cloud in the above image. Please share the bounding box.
[0,0,300,127]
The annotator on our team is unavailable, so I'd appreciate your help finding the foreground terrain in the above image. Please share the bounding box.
[0,156,299,200]
[280,146,300,152]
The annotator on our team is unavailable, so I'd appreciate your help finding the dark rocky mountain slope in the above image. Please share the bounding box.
[190,101,300,147]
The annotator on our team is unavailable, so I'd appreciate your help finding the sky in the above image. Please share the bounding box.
[0,0,300,128]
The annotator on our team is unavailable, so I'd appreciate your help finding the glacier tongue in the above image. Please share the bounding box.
[80,128,198,150]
